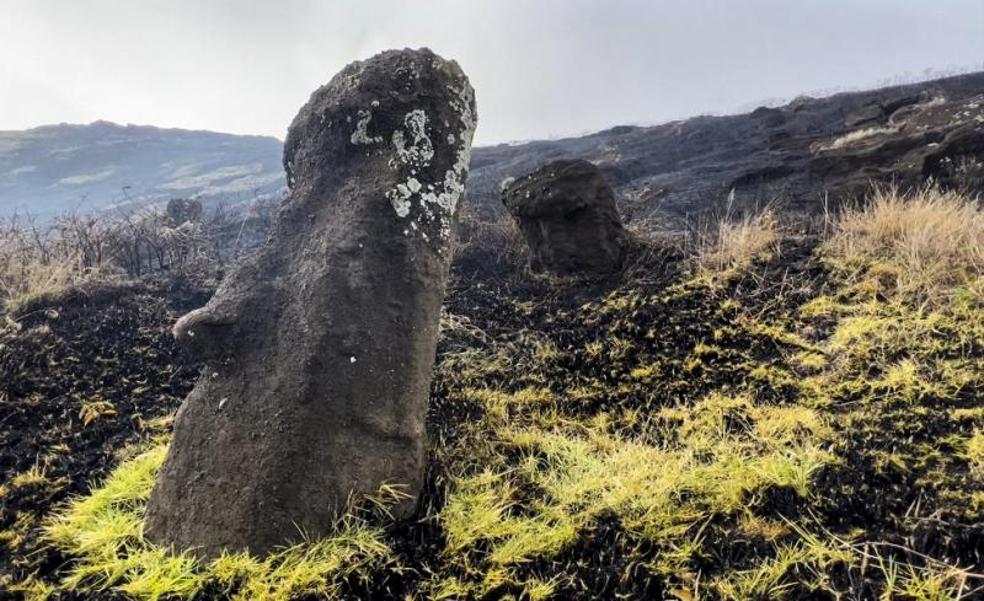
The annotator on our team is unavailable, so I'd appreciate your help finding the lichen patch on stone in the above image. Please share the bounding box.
[350,109,382,145]
[382,77,475,250]
[392,110,435,168]
[389,188,412,218]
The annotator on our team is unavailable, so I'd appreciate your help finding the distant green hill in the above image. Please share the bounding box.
[0,121,285,219]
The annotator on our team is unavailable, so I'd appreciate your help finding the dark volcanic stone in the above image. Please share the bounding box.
[144,47,477,558]
[502,159,628,276]
[844,103,885,128]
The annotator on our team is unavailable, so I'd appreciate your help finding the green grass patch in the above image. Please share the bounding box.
[42,444,397,601]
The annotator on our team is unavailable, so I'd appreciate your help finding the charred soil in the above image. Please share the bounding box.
[1,230,982,600]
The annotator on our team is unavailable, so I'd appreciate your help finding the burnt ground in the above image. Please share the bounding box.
[1,237,982,600]
[466,71,984,225]
[0,278,208,595]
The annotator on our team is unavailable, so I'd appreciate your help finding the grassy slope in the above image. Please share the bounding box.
[1,190,982,601]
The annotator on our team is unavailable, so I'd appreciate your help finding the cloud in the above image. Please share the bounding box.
[1,0,982,145]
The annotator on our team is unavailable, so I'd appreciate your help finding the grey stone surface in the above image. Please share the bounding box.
[144,47,476,558]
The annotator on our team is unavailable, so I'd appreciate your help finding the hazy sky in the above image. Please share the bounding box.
[2,0,983,145]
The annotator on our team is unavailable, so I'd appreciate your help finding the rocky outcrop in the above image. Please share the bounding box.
[809,93,984,194]
[143,48,477,558]
[502,159,628,275]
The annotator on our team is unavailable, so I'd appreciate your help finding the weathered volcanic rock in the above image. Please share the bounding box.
[502,159,628,275]
[144,48,476,558]
[809,93,984,194]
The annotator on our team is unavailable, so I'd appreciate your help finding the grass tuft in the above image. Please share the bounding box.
[823,186,983,303]
[961,431,984,475]
[42,443,397,601]
[696,208,779,275]
[434,389,833,594]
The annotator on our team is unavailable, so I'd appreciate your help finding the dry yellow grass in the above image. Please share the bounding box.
[0,250,88,310]
[0,221,113,311]
[697,209,779,274]
[822,186,983,302]
[821,125,898,151]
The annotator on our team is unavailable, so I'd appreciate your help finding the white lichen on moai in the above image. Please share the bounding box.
[392,110,435,167]
[384,79,476,245]
[389,177,423,218]
[350,108,383,145]
[389,192,412,218]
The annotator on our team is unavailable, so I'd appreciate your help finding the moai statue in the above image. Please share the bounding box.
[502,159,628,275]
[144,48,476,557]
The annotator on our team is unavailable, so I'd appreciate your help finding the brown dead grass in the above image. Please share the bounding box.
[696,209,779,274]
[0,243,94,312]
[820,125,899,151]
[453,209,524,274]
[822,186,983,302]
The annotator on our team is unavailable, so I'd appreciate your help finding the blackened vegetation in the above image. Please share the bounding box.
[813,360,984,567]
[1,228,981,599]
[419,240,823,600]
[466,71,984,226]
[0,279,205,592]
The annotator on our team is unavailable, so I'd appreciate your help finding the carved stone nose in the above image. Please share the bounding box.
[172,306,236,361]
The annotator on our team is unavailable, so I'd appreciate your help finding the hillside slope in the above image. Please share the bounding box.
[2,72,983,224]
[467,71,984,224]
[2,189,981,600]
[0,122,284,218]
